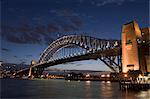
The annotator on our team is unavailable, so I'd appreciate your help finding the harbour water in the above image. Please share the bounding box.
[1,78,150,99]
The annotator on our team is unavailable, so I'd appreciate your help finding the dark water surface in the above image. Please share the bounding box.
[1,79,150,99]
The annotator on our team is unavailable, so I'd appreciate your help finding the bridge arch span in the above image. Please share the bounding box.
[39,35,121,71]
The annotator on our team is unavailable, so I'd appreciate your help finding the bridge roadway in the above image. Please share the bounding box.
[15,47,121,75]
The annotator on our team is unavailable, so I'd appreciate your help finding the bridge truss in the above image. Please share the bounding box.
[38,35,122,72]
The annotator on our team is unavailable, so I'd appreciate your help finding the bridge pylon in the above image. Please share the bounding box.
[28,60,36,78]
[122,20,142,73]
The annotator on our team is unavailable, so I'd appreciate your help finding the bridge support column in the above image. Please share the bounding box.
[122,20,142,73]
[28,60,36,78]
[28,67,32,77]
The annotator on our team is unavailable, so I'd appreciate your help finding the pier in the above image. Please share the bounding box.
[119,81,150,90]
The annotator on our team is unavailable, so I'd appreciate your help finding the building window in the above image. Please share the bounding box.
[137,38,142,43]
[127,64,134,67]
[126,40,132,45]
[142,32,145,36]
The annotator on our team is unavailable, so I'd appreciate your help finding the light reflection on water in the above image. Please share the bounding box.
[85,81,92,99]
[100,81,113,98]
[1,79,150,99]
[136,90,150,99]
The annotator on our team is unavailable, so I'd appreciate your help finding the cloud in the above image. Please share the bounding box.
[1,24,42,44]
[47,23,60,33]
[34,25,47,34]
[8,32,42,44]
[17,24,32,33]
[92,0,134,6]
[13,55,18,58]
[50,9,79,17]
[2,22,82,45]
[26,55,33,57]
[95,0,120,6]
[43,35,55,45]
[50,9,84,32]
[62,24,77,32]
[70,17,83,28]
[64,62,83,66]
[2,48,10,52]
[76,64,82,66]
[2,24,50,45]
[20,61,26,64]
[2,9,84,45]
[19,59,28,64]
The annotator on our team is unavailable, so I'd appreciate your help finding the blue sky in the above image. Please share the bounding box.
[1,0,149,71]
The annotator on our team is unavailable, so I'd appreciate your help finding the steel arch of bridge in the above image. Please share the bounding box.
[39,35,121,72]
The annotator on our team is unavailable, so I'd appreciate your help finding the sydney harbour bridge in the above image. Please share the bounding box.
[15,21,149,77]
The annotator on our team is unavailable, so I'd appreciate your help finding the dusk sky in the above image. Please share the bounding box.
[1,0,149,71]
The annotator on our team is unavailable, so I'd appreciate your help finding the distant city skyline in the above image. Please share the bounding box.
[1,0,149,71]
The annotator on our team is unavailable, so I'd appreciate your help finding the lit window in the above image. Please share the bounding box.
[137,39,141,43]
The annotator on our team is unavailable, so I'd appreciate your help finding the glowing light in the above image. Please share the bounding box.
[89,49,92,51]
[106,74,110,77]
[138,74,143,78]
[101,74,105,77]
[124,74,127,77]
[142,32,145,36]
[86,80,91,83]
[68,74,71,77]
[106,81,111,83]
[67,80,70,82]
[86,74,90,77]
